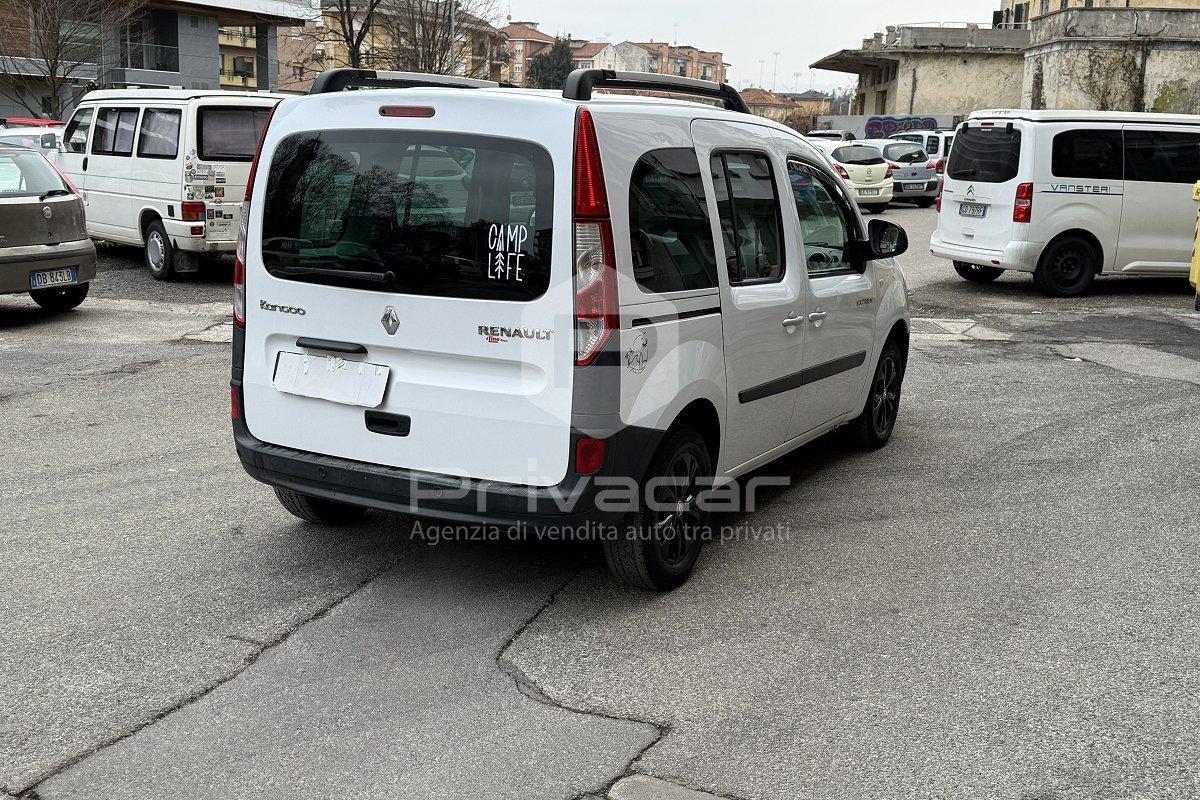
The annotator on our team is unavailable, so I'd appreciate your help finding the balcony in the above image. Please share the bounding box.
[120,42,180,73]
[218,29,255,48]
[219,68,257,88]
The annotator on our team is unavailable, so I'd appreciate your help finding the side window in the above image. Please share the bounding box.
[63,108,93,154]
[628,148,718,294]
[1051,130,1122,180]
[1125,130,1200,184]
[709,152,784,284]
[92,108,139,156]
[788,161,854,276]
[137,108,182,159]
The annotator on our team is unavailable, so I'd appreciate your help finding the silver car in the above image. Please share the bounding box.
[0,144,96,311]
[859,138,940,208]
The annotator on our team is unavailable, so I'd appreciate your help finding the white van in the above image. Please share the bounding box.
[893,129,954,174]
[232,69,913,590]
[57,89,283,279]
[931,109,1200,296]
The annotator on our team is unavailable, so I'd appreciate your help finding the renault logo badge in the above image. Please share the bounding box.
[42,206,52,219]
[381,306,399,336]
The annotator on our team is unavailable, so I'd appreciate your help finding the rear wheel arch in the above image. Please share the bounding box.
[1044,228,1104,274]
[670,398,721,469]
[138,208,162,242]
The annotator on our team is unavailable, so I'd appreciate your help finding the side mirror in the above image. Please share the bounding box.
[866,218,908,260]
[40,133,57,150]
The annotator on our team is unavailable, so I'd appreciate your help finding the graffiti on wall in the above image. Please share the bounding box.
[864,116,939,139]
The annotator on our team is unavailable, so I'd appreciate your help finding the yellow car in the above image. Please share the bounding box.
[1193,182,1200,310]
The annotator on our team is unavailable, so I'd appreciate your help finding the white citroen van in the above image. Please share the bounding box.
[57,89,282,279]
[931,109,1200,296]
[231,69,912,590]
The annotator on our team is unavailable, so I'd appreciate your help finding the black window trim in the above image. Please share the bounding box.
[63,106,94,154]
[136,106,183,160]
[628,145,721,298]
[786,156,863,279]
[196,105,271,162]
[91,106,141,157]
[1122,125,1200,185]
[710,148,787,287]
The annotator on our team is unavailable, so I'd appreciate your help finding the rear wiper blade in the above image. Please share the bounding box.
[270,263,391,283]
[40,188,71,201]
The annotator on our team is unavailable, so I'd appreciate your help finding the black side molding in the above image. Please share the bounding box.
[296,337,368,355]
[631,306,722,328]
[562,69,750,114]
[739,351,867,404]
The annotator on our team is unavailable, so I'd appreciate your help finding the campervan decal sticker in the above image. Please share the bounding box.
[487,223,529,282]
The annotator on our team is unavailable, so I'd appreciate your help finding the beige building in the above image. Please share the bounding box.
[996,0,1200,27]
[219,27,259,90]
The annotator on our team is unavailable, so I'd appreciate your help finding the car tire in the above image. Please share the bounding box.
[144,220,176,281]
[1034,236,1097,297]
[274,487,369,525]
[849,339,904,450]
[953,261,1005,282]
[914,198,936,208]
[603,426,712,592]
[30,281,89,312]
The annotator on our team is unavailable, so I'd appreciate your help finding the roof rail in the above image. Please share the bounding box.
[562,69,749,114]
[309,69,502,94]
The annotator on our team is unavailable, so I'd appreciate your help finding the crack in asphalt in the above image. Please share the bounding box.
[12,547,416,798]
[494,565,751,800]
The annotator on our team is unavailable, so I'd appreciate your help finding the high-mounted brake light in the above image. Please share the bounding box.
[572,107,617,367]
[379,105,435,118]
[1013,182,1034,223]
[234,103,278,329]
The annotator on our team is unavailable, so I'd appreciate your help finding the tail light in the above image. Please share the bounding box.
[181,201,206,222]
[885,163,895,179]
[572,107,616,367]
[935,158,946,175]
[936,180,944,213]
[231,385,242,421]
[834,164,850,180]
[926,160,937,171]
[233,102,278,329]
[575,436,606,475]
[1013,182,1034,223]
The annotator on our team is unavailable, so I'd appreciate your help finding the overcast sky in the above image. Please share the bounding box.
[502,0,999,92]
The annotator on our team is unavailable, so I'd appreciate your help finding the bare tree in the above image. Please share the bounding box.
[0,0,144,119]
[381,0,501,78]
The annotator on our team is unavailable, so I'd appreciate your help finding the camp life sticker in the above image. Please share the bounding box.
[487,223,528,282]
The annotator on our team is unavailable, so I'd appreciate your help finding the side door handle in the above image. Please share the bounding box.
[808,311,829,328]
[82,156,88,172]
[782,314,805,332]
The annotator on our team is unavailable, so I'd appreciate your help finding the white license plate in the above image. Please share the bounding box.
[858,188,881,197]
[959,202,987,218]
[273,351,390,408]
[29,266,77,290]
[904,182,925,191]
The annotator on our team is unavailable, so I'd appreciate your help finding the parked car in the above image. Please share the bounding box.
[232,68,913,590]
[932,109,1200,296]
[0,143,96,311]
[57,88,282,280]
[809,140,894,213]
[893,129,954,174]
[806,129,855,142]
[0,117,64,129]
[0,126,64,165]
[858,138,939,207]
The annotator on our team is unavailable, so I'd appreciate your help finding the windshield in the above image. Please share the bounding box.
[831,145,885,166]
[947,127,1021,183]
[883,143,927,164]
[197,106,272,161]
[0,150,66,197]
[260,130,553,301]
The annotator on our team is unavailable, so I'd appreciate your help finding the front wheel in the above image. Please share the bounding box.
[274,487,369,525]
[603,426,712,591]
[1034,236,1097,297]
[849,339,904,449]
[954,261,1005,283]
[30,282,89,312]
[144,220,176,281]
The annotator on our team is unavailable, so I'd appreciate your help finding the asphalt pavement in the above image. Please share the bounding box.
[2,205,1198,800]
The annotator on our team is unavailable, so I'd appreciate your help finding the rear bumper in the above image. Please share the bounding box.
[0,239,97,294]
[231,381,662,532]
[852,182,893,204]
[929,230,1042,273]
[892,179,939,199]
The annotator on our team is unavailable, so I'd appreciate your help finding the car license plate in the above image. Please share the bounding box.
[858,188,881,197]
[959,202,987,218]
[29,266,77,290]
[273,351,390,408]
[904,182,925,191]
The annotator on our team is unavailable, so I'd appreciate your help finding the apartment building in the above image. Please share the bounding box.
[498,20,554,86]
[219,26,259,90]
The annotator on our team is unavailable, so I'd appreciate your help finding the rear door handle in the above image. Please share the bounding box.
[808,311,829,327]
[82,156,88,172]
[782,314,805,330]
[296,337,367,355]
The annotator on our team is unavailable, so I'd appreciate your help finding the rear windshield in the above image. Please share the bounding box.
[947,126,1021,183]
[260,130,553,301]
[831,145,885,165]
[0,150,66,197]
[882,143,926,163]
[197,106,271,161]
